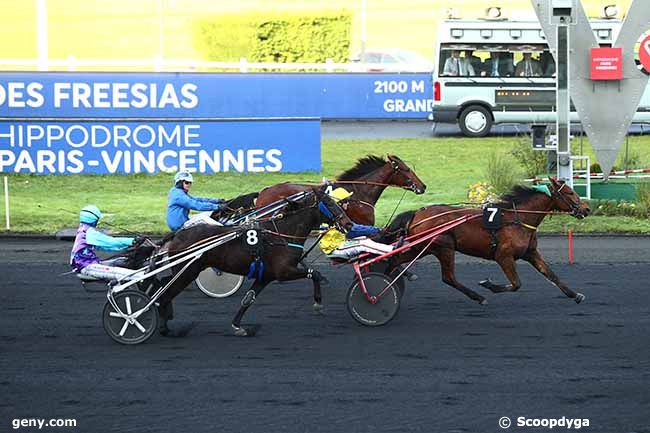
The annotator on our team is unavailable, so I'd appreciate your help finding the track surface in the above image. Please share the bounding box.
[1,237,649,433]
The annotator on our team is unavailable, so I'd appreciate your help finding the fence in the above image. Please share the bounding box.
[0,58,431,73]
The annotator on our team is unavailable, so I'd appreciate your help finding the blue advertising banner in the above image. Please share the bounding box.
[0,72,433,119]
[0,118,321,174]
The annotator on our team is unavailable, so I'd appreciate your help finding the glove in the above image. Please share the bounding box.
[133,235,148,246]
[212,202,224,212]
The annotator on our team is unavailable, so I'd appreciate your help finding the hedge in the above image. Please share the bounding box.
[194,12,351,63]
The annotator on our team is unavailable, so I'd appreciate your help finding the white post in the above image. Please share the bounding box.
[157,0,164,60]
[3,176,9,231]
[360,0,367,58]
[36,0,49,71]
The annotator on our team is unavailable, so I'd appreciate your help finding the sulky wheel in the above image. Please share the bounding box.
[195,267,245,298]
[346,272,401,327]
[103,290,158,345]
[367,263,406,297]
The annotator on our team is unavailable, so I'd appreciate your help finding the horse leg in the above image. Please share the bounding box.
[156,263,201,336]
[479,255,521,293]
[232,279,269,337]
[307,268,327,313]
[435,248,488,305]
[524,249,585,303]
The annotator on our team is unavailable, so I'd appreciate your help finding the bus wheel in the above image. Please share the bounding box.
[459,105,492,137]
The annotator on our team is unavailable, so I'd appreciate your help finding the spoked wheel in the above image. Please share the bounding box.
[195,268,245,298]
[102,290,158,345]
[347,272,401,327]
[367,263,406,297]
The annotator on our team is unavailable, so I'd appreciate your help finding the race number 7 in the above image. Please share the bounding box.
[486,207,499,223]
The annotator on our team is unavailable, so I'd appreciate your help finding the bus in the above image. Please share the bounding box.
[431,16,650,137]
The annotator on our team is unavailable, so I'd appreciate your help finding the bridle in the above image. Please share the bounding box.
[388,157,418,193]
[549,182,583,216]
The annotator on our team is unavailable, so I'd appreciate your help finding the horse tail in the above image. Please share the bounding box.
[226,192,258,210]
[378,210,416,243]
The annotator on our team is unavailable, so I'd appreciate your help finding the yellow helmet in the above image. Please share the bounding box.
[329,187,353,201]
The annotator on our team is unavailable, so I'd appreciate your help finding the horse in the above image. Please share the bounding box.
[151,189,353,337]
[224,155,426,225]
[380,178,591,305]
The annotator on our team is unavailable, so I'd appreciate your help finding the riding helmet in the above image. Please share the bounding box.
[79,205,102,224]
[174,171,194,185]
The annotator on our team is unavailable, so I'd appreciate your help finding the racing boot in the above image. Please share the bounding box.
[158,302,174,336]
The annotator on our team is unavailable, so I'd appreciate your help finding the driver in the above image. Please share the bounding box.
[70,205,145,282]
[166,171,226,232]
[319,188,394,259]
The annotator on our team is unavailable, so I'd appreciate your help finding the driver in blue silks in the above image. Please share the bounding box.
[166,171,226,232]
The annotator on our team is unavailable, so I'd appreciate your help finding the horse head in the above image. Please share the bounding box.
[548,177,591,219]
[387,155,427,194]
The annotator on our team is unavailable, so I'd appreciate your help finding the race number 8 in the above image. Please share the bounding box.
[246,230,259,246]
[486,207,499,223]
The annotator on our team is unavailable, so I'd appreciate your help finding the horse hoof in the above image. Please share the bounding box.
[232,325,248,337]
[479,298,488,305]
[479,279,492,289]
[313,302,323,314]
[575,293,585,304]
[232,324,260,337]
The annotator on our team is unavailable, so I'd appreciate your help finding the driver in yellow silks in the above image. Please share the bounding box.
[319,188,394,260]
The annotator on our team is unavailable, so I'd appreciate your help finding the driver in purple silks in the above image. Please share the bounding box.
[70,205,145,282]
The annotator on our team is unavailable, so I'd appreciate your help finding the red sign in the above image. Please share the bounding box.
[590,47,623,80]
[636,32,650,75]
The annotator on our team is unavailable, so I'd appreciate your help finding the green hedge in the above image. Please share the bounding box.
[194,13,351,63]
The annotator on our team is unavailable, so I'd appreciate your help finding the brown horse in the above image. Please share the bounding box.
[254,155,427,225]
[153,189,354,337]
[381,178,591,305]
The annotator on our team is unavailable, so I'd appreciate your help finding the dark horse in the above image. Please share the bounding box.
[225,155,426,225]
[381,178,591,305]
[152,190,353,337]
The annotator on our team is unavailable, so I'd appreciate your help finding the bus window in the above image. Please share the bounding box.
[539,51,556,77]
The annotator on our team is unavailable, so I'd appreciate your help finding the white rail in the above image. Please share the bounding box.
[0,57,430,73]
[3,176,9,231]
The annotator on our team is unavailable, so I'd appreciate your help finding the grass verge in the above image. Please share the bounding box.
[1,135,649,234]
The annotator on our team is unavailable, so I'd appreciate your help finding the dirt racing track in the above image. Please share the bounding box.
[1,237,649,433]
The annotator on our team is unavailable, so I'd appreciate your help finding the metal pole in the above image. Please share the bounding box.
[36,0,48,71]
[4,176,9,231]
[360,0,367,58]
[158,0,164,60]
[556,24,571,184]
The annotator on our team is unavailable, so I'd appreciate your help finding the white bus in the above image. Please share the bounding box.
[431,16,650,137]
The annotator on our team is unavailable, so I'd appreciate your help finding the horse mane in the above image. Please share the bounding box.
[336,155,386,181]
[495,185,545,207]
[226,191,258,210]
[376,210,416,243]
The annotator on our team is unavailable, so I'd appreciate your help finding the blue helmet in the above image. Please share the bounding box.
[174,171,193,185]
[79,205,102,224]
